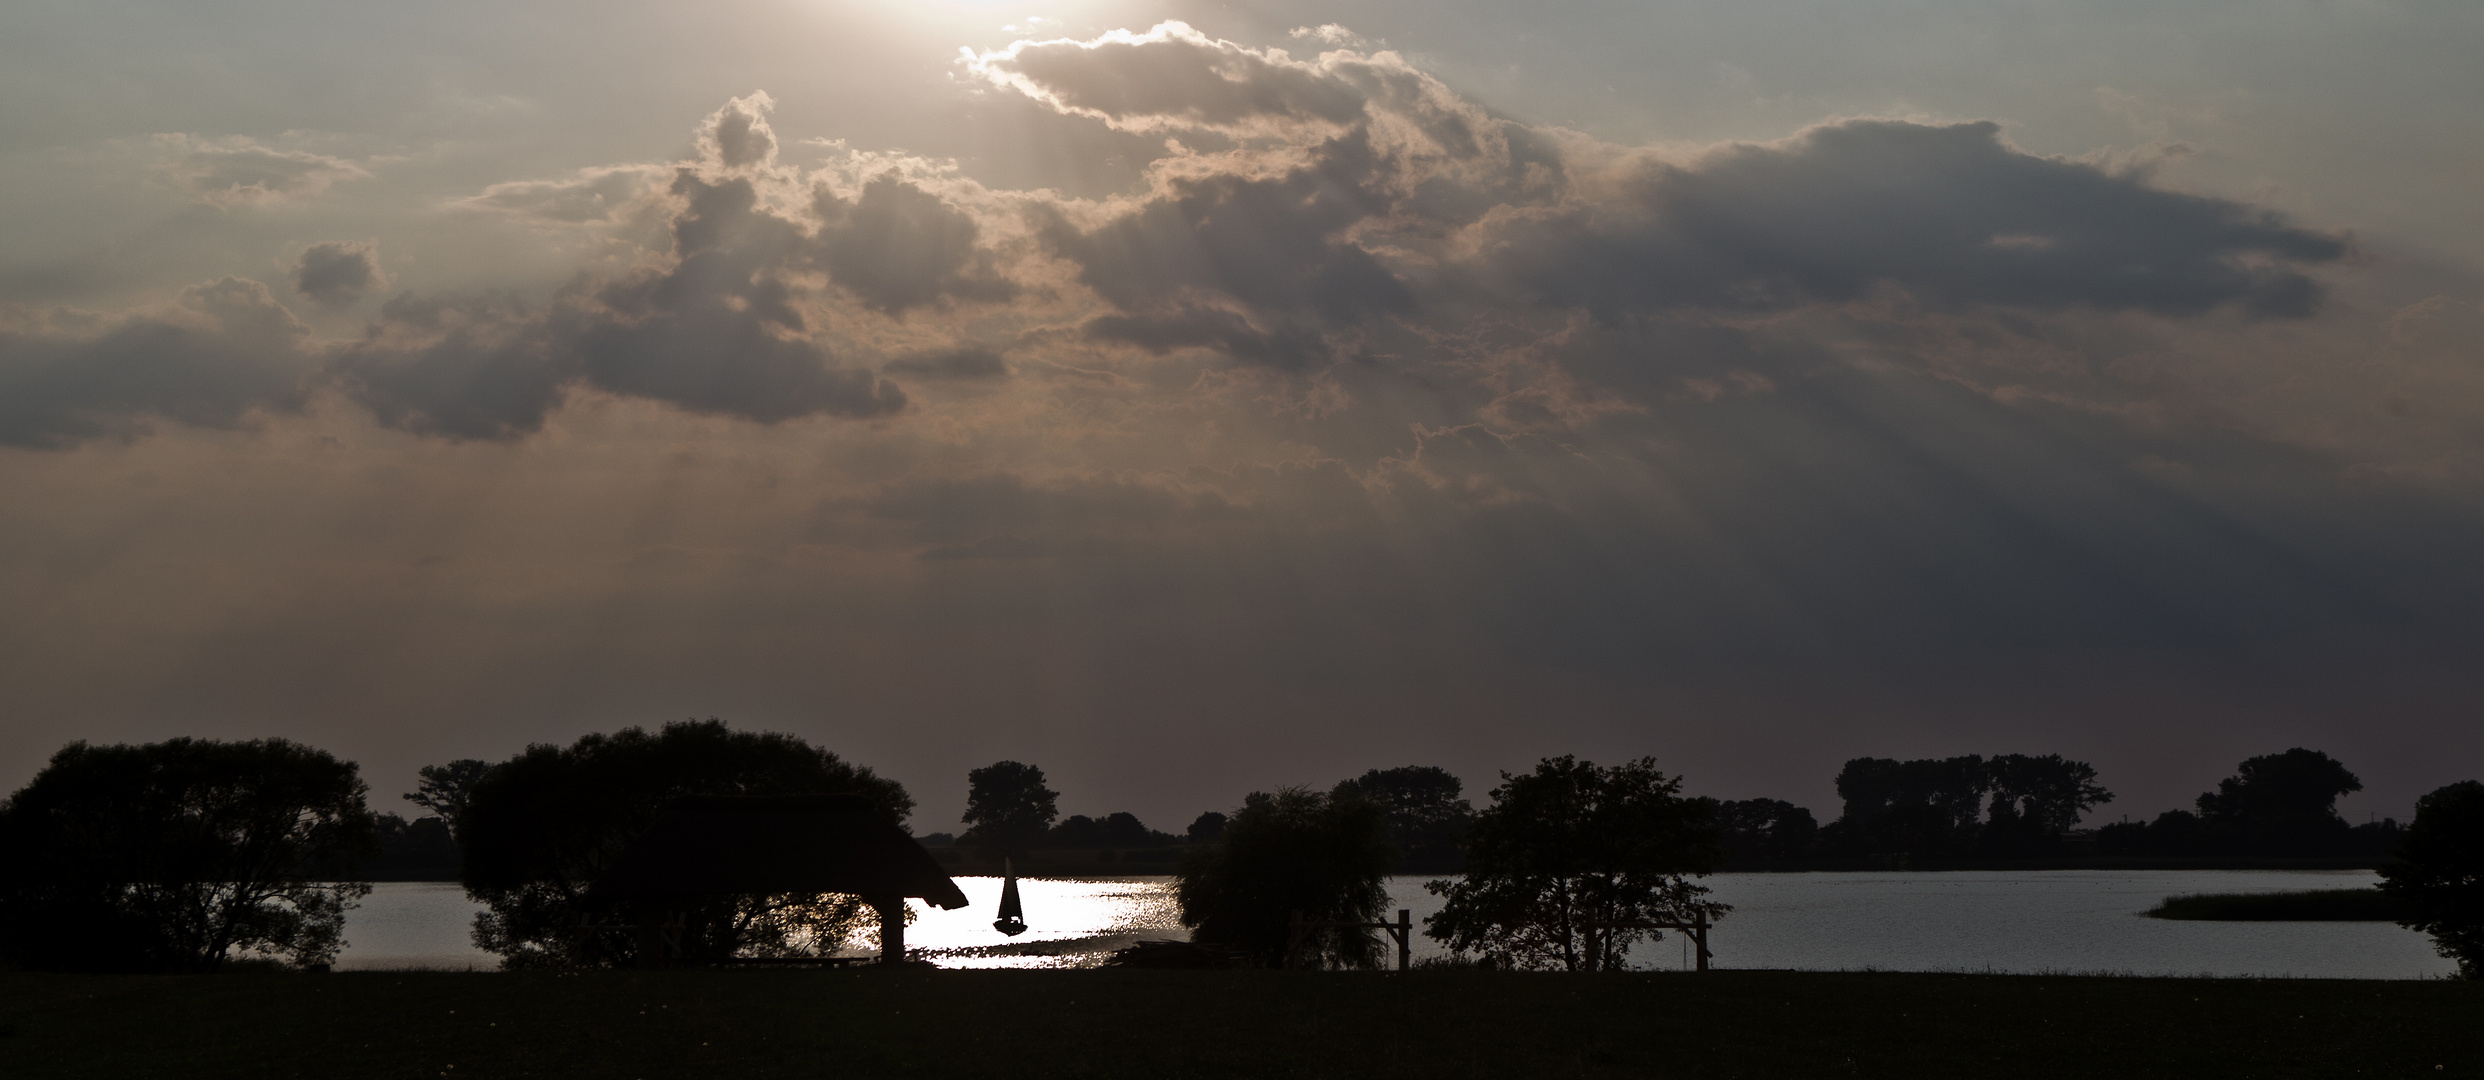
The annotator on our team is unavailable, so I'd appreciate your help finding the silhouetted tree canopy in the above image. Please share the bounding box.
[961,761,1058,860]
[2195,748,2361,854]
[1185,811,1227,844]
[457,719,910,969]
[1175,787,1393,968]
[367,814,460,880]
[2094,749,2396,858]
[1716,798,1819,864]
[1426,756,1726,971]
[1826,753,2110,860]
[2378,780,2484,979]
[0,738,376,972]
[404,758,490,840]
[1335,765,1476,872]
[1050,811,1175,849]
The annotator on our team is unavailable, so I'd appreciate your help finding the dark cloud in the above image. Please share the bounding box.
[701,91,779,171]
[292,241,385,308]
[813,176,1015,314]
[1487,120,2349,320]
[0,278,311,449]
[341,169,907,436]
[883,346,1010,381]
[330,293,568,440]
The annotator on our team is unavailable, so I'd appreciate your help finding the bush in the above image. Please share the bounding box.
[0,738,376,972]
[1175,787,1394,968]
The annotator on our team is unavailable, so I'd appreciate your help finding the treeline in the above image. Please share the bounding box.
[1713,747,2406,868]
[931,761,1475,873]
[6,723,2476,976]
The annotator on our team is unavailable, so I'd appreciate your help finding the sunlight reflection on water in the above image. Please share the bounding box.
[899,876,1186,968]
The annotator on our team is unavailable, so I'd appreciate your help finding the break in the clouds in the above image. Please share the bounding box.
[1,13,2478,828]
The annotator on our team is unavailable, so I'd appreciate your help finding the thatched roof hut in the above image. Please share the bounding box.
[592,794,968,965]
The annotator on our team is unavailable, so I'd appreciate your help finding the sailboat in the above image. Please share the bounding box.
[992,857,1028,936]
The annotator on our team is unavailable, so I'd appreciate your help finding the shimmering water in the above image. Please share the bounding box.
[338,870,2457,978]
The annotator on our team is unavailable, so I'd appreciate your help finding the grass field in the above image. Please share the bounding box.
[2,967,2476,1079]
[2147,889,2409,921]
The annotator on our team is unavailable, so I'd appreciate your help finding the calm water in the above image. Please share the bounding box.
[338,870,2455,978]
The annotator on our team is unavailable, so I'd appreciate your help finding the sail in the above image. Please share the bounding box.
[993,857,1028,936]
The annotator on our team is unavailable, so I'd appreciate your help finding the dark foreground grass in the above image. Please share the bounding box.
[2148,889,2410,921]
[2,967,2476,1079]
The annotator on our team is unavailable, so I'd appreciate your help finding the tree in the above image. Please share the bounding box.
[0,738,377,972]
[1825,754,2109,861]
[1175,787,1394,968]
[1716,798,1819,864]
[961,761,1058,860]
[404,758,491,840]
[2196,748,2362,854]
[1335,765,1476,871]
[367,814,461,880]
[1427,757,1726,971]
[1981,754,2112,856]
[2378,780,2484,978]
[458,719,911,969]
[1826,756,1990,859]
[1185,811,1227,844]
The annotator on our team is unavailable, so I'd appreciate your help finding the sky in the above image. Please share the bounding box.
[3,0,2481,832]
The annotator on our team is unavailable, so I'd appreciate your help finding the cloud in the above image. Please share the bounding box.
[339,166,910,438]
[0,278,311,448]
[292,241,387,308]
[1290,24,1369,47]
[161,137,370,207]
[884,346,1010,380]
[464,164,666,223]
[813,175,1016,314]
[1483,120,2350,320]
[329,292,568,440]
[968,23,1370,134]
[700,91,780,172]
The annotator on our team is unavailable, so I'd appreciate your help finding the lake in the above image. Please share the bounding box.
[338,870,2456,978]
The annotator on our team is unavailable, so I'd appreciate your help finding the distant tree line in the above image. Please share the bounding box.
[946,762,1476,873]
[5,728,2480,977]
[1710,747,2406,868]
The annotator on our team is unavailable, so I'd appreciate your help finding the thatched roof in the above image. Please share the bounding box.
[591,794,969,909]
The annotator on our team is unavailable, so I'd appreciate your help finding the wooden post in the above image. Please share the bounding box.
[1396,909,1411,972]
[871,895,907,966]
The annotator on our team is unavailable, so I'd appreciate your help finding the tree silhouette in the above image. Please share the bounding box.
[1185,811,1228,844]
[1716,798,1819,863]
[0,738,376,972]
[1175,787,1393,968]
[2196,748,2361,854]
[457,719,910,969]
[2378,780,2484,978]
[404,758,491,840]
[1427,756,1726,971]
[1335,765,1476,871]
[961,761,1058,860]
